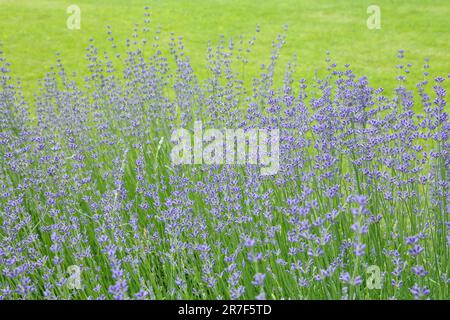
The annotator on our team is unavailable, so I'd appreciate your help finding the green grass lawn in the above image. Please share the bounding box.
[1,0,450,98]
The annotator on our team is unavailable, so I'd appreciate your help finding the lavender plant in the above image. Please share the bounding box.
[0,9,448,300]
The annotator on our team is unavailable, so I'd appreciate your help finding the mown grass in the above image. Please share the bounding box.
[1,0,450,97]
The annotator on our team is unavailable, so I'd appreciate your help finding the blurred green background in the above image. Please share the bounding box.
[1,0,449,98]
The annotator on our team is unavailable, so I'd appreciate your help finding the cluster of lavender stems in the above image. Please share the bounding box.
[0,9,449,300]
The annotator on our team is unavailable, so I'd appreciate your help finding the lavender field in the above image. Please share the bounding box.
[0,7,449,300]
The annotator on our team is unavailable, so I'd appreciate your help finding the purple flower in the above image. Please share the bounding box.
[408,245,424,257]
[354,243,366,256]
[411,265,428,277]
[252,273,266,287]
[409,284,430,300]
